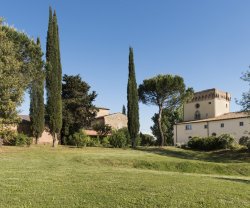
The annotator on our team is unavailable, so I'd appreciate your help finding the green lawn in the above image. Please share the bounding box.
[0,146,249,208]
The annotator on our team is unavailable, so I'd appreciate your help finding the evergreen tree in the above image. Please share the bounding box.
[46,7,62,147]
[122,105,126,115]
[127,47,140,148]
[29,38,45,144]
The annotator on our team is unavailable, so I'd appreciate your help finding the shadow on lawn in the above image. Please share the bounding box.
[215,177,250,185]
[136,147,250,163]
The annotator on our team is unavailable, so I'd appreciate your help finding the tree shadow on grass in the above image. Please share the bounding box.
[214,177,250,185]
[136,147,250,163]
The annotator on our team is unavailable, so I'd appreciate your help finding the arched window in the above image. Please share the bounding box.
[194,110,201,120]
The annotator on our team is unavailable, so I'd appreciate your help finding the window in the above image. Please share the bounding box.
[194,111,201,120]
[240,122,244,126]
[195,103,200,108]
[204,125,208,129]
[226,104,228,108]
[212,132,217,136]
[221,123,224,128]
[186,124,192,130]
[208,102,211,104]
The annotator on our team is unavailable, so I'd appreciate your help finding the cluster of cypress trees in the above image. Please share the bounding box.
[45,7,62,147]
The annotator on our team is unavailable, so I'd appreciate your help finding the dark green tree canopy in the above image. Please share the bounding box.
[138,74,193,146]
[122,105,126,115]
[62,74,97,141]
[238,71,250,111]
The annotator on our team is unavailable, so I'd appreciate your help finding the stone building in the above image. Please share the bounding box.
[174,89,250,144]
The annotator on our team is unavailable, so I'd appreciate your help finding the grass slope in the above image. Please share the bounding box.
[0,146,249,208]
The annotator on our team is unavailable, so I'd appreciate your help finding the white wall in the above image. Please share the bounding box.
[174,117,250,144]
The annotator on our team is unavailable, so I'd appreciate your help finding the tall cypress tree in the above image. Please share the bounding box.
[30,38,45,144]
[127,47,140,148]
[122,105,126,115]
[46,7,62,147]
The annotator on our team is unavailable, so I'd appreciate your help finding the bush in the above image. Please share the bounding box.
[13,133,32,146]
[101,137,110,147]
[109,130,127,148]
[140,133,156,146]
[247,141,250,152]
[0,130,16,145]
[239,136,250,146]
[69,131,100,147]
[187,134,235,151]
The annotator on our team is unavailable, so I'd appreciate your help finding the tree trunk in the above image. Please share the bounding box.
[52,133,58,147]
[131,138,135,149]
[158,106,164,147]
[35,136,38,145]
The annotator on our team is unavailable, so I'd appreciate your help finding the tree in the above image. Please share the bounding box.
[0,19,43,131]
[238,71,250,111]
[122,105,126,115]
[61,74,97,142]
[46,7,62,147]
[138,74,193,146]
[29,38,45,144]
[151,108,181,145]
[127,47,140,148]
[92,123,112,137]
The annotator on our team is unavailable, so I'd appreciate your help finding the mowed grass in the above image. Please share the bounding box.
[0,146,249,208]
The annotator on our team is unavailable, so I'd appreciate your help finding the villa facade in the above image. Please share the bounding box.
[174,89,250,144]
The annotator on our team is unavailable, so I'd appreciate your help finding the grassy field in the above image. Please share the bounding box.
[0,146,249,208]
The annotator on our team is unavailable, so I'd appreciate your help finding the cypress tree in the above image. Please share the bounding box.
[122,105,126,115]
[127,47,140,148]
[46,7,62,147]
[30,38,45,144]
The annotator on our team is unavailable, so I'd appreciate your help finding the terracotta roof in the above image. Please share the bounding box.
[84,129,99,136]
[177,112,250,125]
[96,107,110,110]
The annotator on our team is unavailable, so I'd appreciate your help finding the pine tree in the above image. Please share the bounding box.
[127,47,140,148]
[30,38,45,144]
[46,7,62,147]
[122,105,126,115]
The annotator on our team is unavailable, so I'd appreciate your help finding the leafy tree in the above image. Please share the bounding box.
[238,71,250,111]
[61,74,97,142]
[46,7,62,147]
[138,74,193,146]
[29,38,45,144]
[151,108,181,145]
[0,19,43,131]
[127,47,140,148]
[139,132,156,146]
[122,105,126,115]
[92,123,112,137]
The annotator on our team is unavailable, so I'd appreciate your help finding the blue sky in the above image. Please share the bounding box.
[1,0,249,133]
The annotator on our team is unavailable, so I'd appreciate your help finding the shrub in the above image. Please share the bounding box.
[70,131,90,147]
[187,134,235,151]
[239,136,250,146]
[101,137,110,147]
[140,133,156,146]
[247,141,250,152]
[109,130,127,148]
[0,130,16,145]
[13,133,32,146]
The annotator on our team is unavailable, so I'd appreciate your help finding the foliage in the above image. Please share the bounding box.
[29,38,45,144]
[139,132,156,146]
[138,74,193,146]
[187,134,235,151]
[127,47,140,148]
[46,7,62,146]
[69,131,100,147]
[109,130,127,148]
[122,105,126,115]
[151,108,181,145]
[101,137,110,147]
[237,70,250,111]
[61,74,97,142]
[0,130,32,146]
[0,22,43,130]
[239,136,250,146]
[92,123,112,137]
